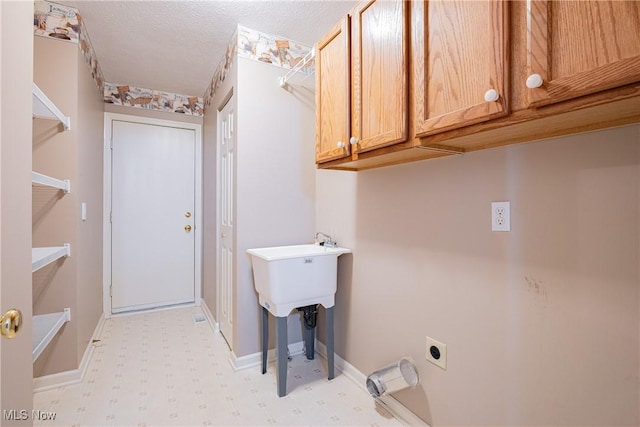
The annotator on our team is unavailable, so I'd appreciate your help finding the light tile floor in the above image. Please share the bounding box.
[33,306,402,426]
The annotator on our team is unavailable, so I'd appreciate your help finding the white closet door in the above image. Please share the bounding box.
[111,120,196,313]
[218,97,235,348]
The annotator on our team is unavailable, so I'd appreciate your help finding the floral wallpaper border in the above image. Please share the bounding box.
[203,27,238,110]
[34,1,105,93]
[103,83,204,116]
[203,25,313,109]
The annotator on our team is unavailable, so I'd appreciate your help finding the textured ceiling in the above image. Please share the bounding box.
[62,1,357,97]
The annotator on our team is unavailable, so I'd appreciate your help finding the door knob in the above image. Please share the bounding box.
[184,225,192,232]
[221,233,227,238]
[1,309,22,339]
[185,211,192,218]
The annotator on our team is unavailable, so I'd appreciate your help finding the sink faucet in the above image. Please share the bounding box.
[315,231,337,248]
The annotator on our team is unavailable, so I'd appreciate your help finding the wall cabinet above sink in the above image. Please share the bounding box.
[524,0,640,108]
[315,0,640,171]
[411,0,509,137]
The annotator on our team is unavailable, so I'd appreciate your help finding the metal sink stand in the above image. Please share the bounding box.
[261,304,335,397]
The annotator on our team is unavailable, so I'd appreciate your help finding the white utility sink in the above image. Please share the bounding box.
[247,244,351,316]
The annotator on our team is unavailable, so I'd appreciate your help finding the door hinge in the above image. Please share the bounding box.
[110,212,112,223]
[110,137,113,150]
[109,284,113,297]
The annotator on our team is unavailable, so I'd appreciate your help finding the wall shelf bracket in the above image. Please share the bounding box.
[31,244,71,272]
[32,171,71,193]
[32,83,71,130]
[32,308,71,362]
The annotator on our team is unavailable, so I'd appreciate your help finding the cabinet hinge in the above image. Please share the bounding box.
[109,284,112,297]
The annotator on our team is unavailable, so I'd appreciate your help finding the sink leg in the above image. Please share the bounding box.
[276,316,288,397]
[326,306,334,380]
[261,306,268,375]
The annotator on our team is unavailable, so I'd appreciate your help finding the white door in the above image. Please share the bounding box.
[111,120,196,313]
[218,96,235,348]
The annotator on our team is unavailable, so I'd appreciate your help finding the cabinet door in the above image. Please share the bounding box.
[316,16,351,164]
[412,0,509,137]
[351,0,408,154]
[526,0,640,107]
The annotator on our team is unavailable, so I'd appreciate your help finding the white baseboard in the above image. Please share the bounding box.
[33,313,106,393]
[199,298,219,332]
[315,340,428,427]
[229,340,305,372]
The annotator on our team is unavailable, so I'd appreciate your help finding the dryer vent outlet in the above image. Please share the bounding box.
[426,336,447,370]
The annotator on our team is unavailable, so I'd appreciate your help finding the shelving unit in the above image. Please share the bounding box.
[32,244,71,272]
[32,171,71,193]
[32,82,72,364]
[32,308,71,362]
[32,82,71,130]
[279,47,315,88]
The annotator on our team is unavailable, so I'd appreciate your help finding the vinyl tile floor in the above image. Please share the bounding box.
[33,306,403,426]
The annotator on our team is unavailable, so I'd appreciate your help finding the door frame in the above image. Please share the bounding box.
[103,112,203,317]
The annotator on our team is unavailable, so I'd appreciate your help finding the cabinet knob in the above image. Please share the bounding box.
[484,89,500,102]
[349,137,359,145]
[336,141,345,149]
[526,73,544,89]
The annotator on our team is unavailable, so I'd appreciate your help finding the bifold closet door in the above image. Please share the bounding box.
[111,120,196,313]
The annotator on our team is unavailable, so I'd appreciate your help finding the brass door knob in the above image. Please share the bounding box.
[184,225,192,232]
[1,309,22,339]
[185,212,192,218]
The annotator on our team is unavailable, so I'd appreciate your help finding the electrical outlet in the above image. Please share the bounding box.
[426,336,447,370]
[491,201,510,232]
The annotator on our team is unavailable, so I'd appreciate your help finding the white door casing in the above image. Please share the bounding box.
[104,113,202,315]
[218,94,235,349]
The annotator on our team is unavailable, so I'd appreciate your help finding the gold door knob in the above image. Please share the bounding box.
[185,212,192,218]
[184,225,192,232]
[1,309,22,339]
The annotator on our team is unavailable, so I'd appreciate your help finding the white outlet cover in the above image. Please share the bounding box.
[491,201,510,232]
[426,336,447,370]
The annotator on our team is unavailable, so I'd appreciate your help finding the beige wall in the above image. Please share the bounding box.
[75,48,105,364]
[316,125,640,426]
[204,56,316,356]
[1,1,35,421]
[235,57,317,356]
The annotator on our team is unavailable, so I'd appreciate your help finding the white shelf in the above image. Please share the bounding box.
[32,308,71,362]
[32,83,71,130]
[32,244,70,272]
[32,171,71,193]
[279,47,315,88]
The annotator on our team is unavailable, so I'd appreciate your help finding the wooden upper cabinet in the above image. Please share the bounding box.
[351,0,408,154]
[525,0,640,107]
[315,17,351,164]
[412,0,509,137]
